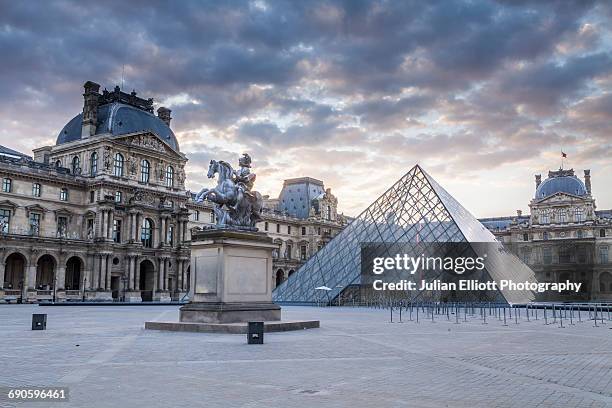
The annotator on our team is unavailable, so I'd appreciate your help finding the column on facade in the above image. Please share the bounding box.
[160,216,167,246]
[56,263,66,291]
[0,261,5,289]
[176,259,183,292]
[96,210,104,239]
[157,258,163,291]
[27,263,36,290]
[106,210,114,240]
[105,254,111,290]
[134,257,141,291]
[136,213,143,244]
[126,255,134,291]
[177,221,183,247]
[182,220,188,242]
[98,254,106,289]
[164,258,169,291]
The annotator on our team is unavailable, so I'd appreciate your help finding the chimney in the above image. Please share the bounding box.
[584,169,591,195]
[157,107,172,127]
[517,210,522,217]
[535,174,542,189]
[81,81,100,138]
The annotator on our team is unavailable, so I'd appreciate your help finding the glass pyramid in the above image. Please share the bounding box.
[273,165,536,305]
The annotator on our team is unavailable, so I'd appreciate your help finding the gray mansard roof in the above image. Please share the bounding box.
[56,103,179,151]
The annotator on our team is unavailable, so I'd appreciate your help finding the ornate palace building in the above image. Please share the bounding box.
[481,168,612,301]
[0,81,346,303]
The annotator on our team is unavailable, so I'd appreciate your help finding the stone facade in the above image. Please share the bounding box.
[0,81,346,303]
[481,168,612,301]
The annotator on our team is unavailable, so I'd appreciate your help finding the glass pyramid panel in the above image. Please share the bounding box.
[273,165,536,304]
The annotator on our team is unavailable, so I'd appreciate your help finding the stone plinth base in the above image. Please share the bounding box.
[145,319,319,334]
[180,302,281,324]
[84,291,113,301]
[124,291,142,302]
[153,291,172,302]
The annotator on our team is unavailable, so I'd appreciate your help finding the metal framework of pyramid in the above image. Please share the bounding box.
[273,165,536,305]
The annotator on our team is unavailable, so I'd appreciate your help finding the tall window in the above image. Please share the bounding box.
[557,209,567,223]
[601,229,607,238]
[542,247,552,265]
[71,156,80,174]
[286,244,292,259]
[115,191,122,203]
[540,210,550,224]
[193,210,200,221]
[301,226,306,236]
[522,233,529,242]
[574,208,585,222]
[60,188,68,201]
[140,160,150,183]
[55,160,62,168]
[327,205,332,220]
[113,219,122,243]
[90,151,98,175]
[600,246,609,264]
[90,190,95,203]
[577,230,584,239]
[210,212,215,223]
[113,153,124,177]
[264,222,269,231]
[300,245,307,260]
[168,225,174,247]
[287,225,291,234]
[32,183,41,197]
[165,166,174,187]
[57,216,68,238]
[0,208,10,233]
[2,178,11,193]
[141,218,153,248]
[29,213,41,236]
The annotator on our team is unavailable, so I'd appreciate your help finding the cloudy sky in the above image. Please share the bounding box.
[1,0,611,218]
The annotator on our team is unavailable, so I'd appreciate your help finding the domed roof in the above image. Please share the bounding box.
[535,173,587,199]
[56,103,179,151]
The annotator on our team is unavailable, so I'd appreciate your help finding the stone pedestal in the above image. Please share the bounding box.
[154,291,172,303]
[180,229,281,324]
[124,291,142,303]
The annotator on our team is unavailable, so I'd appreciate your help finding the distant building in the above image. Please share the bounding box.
[481,168,612,301]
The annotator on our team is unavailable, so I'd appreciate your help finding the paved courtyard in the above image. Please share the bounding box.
[0,304,611,408]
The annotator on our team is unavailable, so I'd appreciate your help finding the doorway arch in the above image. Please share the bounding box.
[36,254,56,290]
[4,252,26,293]
[275,269,285,287]
[65,256,82,290]
[139,260,155,301]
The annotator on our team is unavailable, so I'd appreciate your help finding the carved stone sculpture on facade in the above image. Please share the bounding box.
[195,153,263,230]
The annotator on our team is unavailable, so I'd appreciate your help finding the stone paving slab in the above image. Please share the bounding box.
[0,305,611,408]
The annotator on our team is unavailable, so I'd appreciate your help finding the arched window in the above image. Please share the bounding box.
[141,218,153,248]
[90,152,98,175]
[71,156,80,174]
[55,160,62,168]
[165,166,174,187]
[140,160,150,183]
[113,153,124,177]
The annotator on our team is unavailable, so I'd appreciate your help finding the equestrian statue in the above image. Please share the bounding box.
[194,153,263,230]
